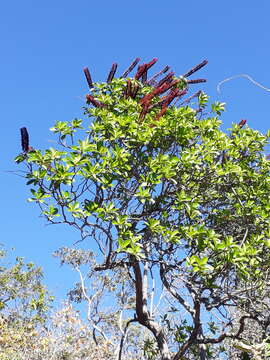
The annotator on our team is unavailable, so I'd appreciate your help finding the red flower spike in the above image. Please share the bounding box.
[155,72,175,88]
[155,79,180,96]
[135,64,148,80]
[162,88,187,109]
[139,97,152,120]
[140,92,154,105]
[136,58,158,82]
[171,88,188,106]
[148,65,170,85]
[238,119,247,128]
[125,79,132,98]
[86,94,104,108]
[182,60,208,78]
[155,106,168,121]
[141,70,148,84]
[83,67,93,89]
[141,88,184,122]
[107,63,118,83]
[140,79,180,106]
[186,78,207,84]
[145,58,158,70]
[156,93,172,105]
[139,104,150,120]
[155,88,187,108]
[162,88,181,107]
[121,58,141,78]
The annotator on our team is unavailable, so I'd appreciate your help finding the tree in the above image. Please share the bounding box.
[16,58,270,359]
[0,246,121,360]
[0,246,53,359]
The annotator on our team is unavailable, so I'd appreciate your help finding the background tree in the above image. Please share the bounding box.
[0,245,52,358]
[16,58,270,359]
[0,246,130,360]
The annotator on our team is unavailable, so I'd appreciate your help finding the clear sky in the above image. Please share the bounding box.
[1,0,270,301]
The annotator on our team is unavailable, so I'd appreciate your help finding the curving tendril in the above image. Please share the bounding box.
[217,74,270,94]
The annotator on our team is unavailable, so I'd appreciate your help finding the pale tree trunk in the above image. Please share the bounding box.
[132,258,171,360]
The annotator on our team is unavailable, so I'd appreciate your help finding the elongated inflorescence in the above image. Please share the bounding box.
[179,90,202,106]
[120,57,141,78]
[83,67,93,89]
[147,65,170,86]
[20,127,30,152]
[238,119,247,128]
[182,59,208,78]
[107,63,118,83]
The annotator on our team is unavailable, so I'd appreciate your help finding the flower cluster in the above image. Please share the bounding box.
[83,57,208,123]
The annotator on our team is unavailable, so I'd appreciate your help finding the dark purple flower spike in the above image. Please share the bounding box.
[186,79,206,84]
[182,60,208,78]
[155,72,175,88]
[238,119,247,128]
[121,58,141,78]
[83,67,93,89]
[20,127,30,152]
[179,90,202,106]
[148,66,170,86]
[107,63,118,83]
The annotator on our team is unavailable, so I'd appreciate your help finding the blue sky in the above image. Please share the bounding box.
[1,0,270,302]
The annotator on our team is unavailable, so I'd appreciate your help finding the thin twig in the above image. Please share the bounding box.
[75,266,110,343]
[240,228,249,246]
